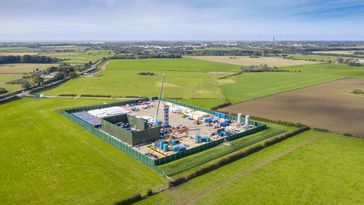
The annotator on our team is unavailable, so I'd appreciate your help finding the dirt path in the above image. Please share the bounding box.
[167,136,320,205]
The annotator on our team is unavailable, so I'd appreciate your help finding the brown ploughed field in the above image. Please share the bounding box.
[221,78,364,137]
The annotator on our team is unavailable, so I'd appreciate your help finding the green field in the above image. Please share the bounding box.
[0,98,166,204]
[288,54,339,63]
[42,58,364,108]
[43,70,224,99]
[0,63,57,94]
[219,72,339,102]
[44,50,113,65]
[138,130,364,205]
[107,58,240,72]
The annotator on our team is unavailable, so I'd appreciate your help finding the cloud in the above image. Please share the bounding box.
[0,0,363,41]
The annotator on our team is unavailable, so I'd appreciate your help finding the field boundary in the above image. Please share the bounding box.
[175,134,321,205]
[116,126,310,204]
[222,76,344,106]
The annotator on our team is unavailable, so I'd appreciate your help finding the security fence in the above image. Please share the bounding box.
[60,97,268,173]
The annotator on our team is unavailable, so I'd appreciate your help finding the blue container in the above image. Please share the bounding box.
[195,135,201,143]
[172,144,180,151]
[163,143,169,151]
[172,139,179,145]
[204,137,211,142]
[159,140,165,150]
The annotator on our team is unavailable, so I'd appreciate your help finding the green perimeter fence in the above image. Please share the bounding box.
[60,97,267,175]
[161,128,286,176]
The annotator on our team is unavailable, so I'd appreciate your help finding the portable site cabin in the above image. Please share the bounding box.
[101,113,160,146]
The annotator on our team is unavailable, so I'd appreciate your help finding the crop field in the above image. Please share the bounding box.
[0,74,22,92]
[137,130,364,205]
[0,63,57,93]
[188,56,319,67]
[222,78,364,137]
[0,63,58,74]
[0,98,166,204]
[44,50,113,65]
[218,72,339,103]
[42,58,364,109]
[0,52,38,56]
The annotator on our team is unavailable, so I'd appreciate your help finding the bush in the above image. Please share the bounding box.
[211,102,232,110]
[0,87,8,95]
[352,89,364,95]
[138,72,155,76]
[114,194,143,205]
[59,94,77,97]
[80,94,111,98]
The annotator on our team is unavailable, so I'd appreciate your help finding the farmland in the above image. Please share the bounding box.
[42,58,362,108]
[106,58,240,72]
[43,49,113,65]
[222,78,364,137]
[287,54,339,63]
[0,63,58,93]
[137,130,364,205]
[0,98,167,204]
[43,70,224,99]
[188,56,319,67]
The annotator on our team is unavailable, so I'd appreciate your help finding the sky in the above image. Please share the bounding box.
[0,0,364,41]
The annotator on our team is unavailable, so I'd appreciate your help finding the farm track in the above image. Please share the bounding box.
[166,135,321,205]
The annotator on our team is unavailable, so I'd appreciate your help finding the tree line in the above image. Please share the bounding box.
[0,55,59,64]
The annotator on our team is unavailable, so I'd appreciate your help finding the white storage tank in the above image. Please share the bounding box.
[244,115,250,129]
[237,113,242,126]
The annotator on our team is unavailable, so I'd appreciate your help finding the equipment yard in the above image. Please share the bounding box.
[67,98,266,165]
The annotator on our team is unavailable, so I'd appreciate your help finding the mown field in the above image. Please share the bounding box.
[188,56,319,67]
[43,50,113,65]
[42,58,364,108]
[287,54,339,63]
[43,70,224,99]
[137,130,364,205]
[0,63,57,93]
[0,98,166,204]
[106,58,240,72]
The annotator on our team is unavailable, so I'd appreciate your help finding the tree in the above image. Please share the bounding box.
[31,72,44,86]
[0,87,8,95]
[21,81,32,90]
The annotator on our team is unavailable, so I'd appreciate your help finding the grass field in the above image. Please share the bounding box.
[222,78,364,137]
[0,98,166,204]
[0,63,58,74]
[43,70,224,99]
[42,58,364,108]
[219,72,339,103]
[107,58,240,72]
[44,50,113,65]
[137,130,364,205]
[188,56,319,67]
[288,54,339,63]
[312,50,357,55]
[159,127,286,176]
[0,63,57,93]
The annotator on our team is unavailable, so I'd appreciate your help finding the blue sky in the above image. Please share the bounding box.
[0,0,363,41]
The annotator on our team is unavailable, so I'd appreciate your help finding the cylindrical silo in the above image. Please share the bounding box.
[244,115,250,129]
[237,113,242,126]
